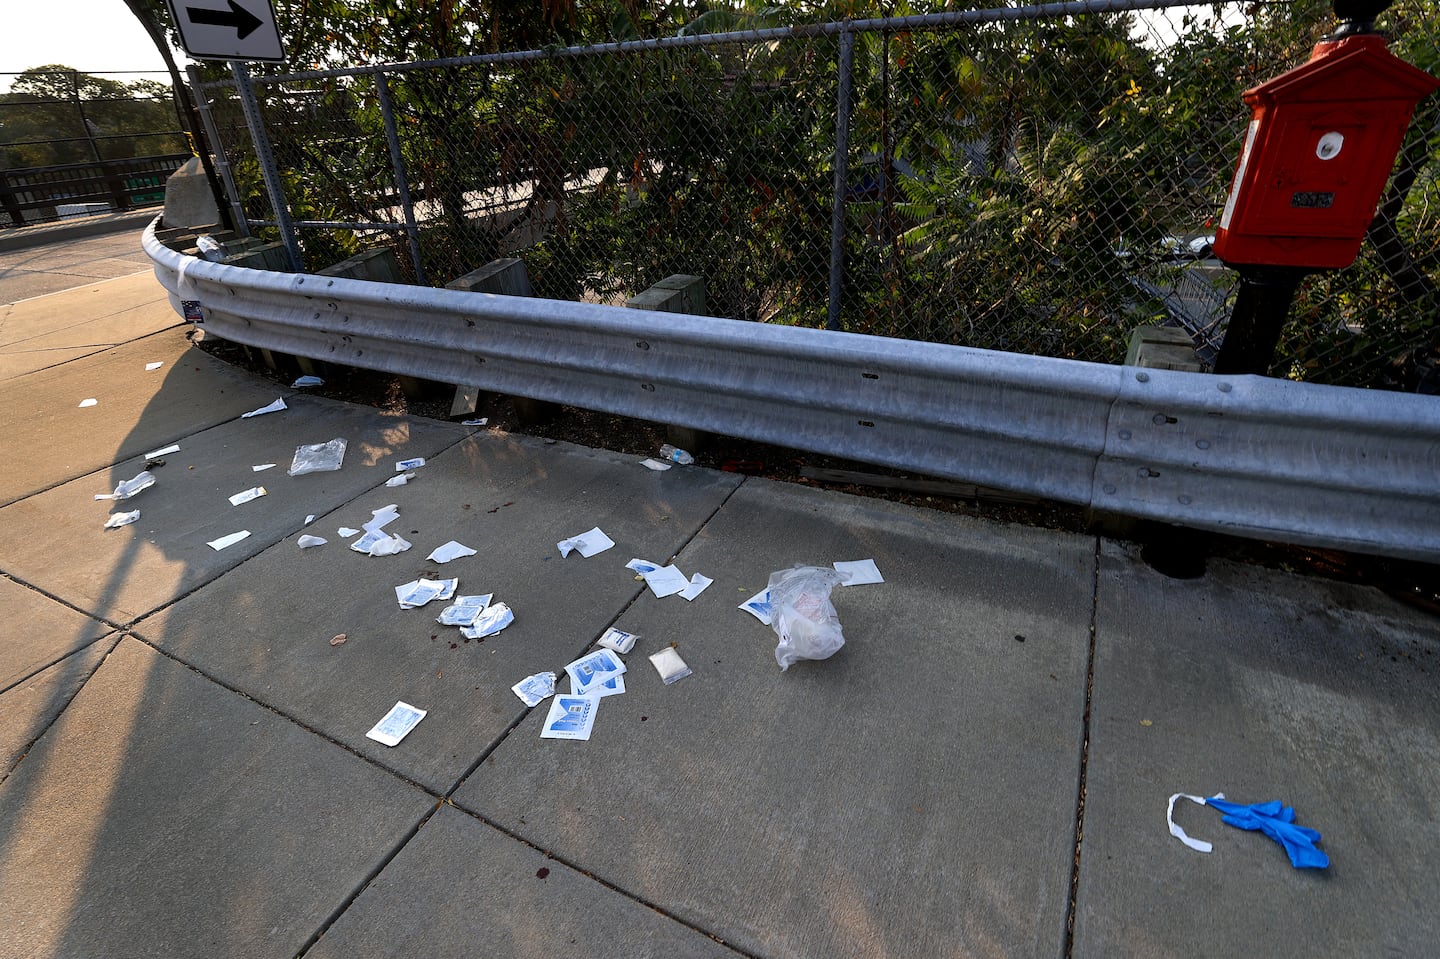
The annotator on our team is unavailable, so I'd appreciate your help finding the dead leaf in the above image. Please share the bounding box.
[1140,719,1153,727]
[330,633,348,646]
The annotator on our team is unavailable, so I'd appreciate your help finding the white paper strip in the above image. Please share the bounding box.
[207,530,251,551]
[1167,792,1223,854]
[144,444,181,459]
[241,397,287,418]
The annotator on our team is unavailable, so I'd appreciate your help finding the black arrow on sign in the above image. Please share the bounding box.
[186,0,263,40]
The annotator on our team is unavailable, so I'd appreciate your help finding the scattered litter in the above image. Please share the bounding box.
[297,535,327,549]
[366,701,426,747]
[639,458,672,471]
[461,602,513,639]
[1167,792,1328,869]
[330,633,347,646]
[207,530,251,551]
[95,470,156,501]
[103,510,140,530]
[428,540,477,564]
[386,473,415,487]
[241,397,287,418]
[436,594,493,626]
[253,463,276,472]
[566,649,627,696]
[596,626,638,655]
[288,437,347,475]
[228,486,267,507]
[649,646,693,685]
[338,526,359,537]
[738,588,773,625]
[305,514,316,525]
[589,672,626,698]
[396,578,458,609]
[461,417,489,426]
[143,444,181,459]
[767,565,846,671]
[626,559,689,598]
[291,375,324,387]
[539,694,601,740]
[355,531,411,556]
[834,558,884,586]
[195,234,225,261]
[396,457,426,471]
[657,443,694,465]
[145,361,164,371]
[78,398,97,408]
[512,671,557,707]
[679,573,713,602]
[557,526,615,558]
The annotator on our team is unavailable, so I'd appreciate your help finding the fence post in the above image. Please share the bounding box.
[827,27,856,332]
[187,65,248,235]
[230,61,304,271]
[374,69,427,286]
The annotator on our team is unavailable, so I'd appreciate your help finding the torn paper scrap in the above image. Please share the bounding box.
[363,504,400,533]
[385,473,414,487]
[144,444,181,459]
[596,626,638,655]
[297,535,327,549]
[565,649,627,697]
[241,397,287,418]
[95,470,156,502]
[395,578,457,609]
[557,527,615,559]
[739,588,773,625]
[396,457,426,471]
[649,647,693,685]
[436,594,493,626]
[145,362,164,371]
[539,694,601,741]
[228,486,267,507]
[252,463,275,472]
[291,375,324,387]
[639,458,672,471]
[368,534,411,556]
[304,515,315,525]
[365,701,426,747]
[78,398,97,408]
[679,573,713,602]
[834,559,884,586]
[512,671,557,707]
[427,540,477,564]
[639,564,689,599]
[103,510,140,530]
[207,530,251,551]
[461,602,513,639]
[288,437,347,476]
[338,526,360,537]
[461,417,488,426]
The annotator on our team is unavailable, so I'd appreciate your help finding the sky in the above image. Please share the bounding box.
[1,0,185,89]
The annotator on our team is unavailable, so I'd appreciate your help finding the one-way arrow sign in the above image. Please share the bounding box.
[165,0,284,61]
[187,0,262,40]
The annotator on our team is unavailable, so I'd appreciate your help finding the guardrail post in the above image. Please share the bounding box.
[230,61,304,271]
[374,70,427,286]
[188,65,248,236]
[827,26,857,332]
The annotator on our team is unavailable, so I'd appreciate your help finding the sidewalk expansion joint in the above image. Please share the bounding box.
[1062,535,1102,957]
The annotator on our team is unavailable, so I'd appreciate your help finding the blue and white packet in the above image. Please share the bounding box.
[540,694,602,741]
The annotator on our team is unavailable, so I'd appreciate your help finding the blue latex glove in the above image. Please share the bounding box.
[1206,796,1329,869]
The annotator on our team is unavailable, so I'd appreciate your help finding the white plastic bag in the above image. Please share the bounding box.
[767,565,846,670]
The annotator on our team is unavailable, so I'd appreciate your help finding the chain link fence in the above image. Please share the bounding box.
[192,0,1440,390]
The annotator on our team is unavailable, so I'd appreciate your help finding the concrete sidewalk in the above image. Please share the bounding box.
[1,233,1437,959]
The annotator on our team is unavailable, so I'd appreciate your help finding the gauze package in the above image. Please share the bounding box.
[766,565,846,671]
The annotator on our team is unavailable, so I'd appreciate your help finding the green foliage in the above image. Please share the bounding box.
[0,66,185,168]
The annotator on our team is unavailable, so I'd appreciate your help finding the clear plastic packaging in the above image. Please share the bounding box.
[658,444,694,465]
[288,437,347,475]
[766,565,847,670]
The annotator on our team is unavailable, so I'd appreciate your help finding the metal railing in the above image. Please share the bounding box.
[189,1,1439,389]
[145,217,1440,562]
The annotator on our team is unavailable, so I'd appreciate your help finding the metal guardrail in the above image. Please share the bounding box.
[144,219,1440,562]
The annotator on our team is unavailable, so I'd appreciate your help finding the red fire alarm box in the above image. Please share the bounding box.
[1213,33,1439,270]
